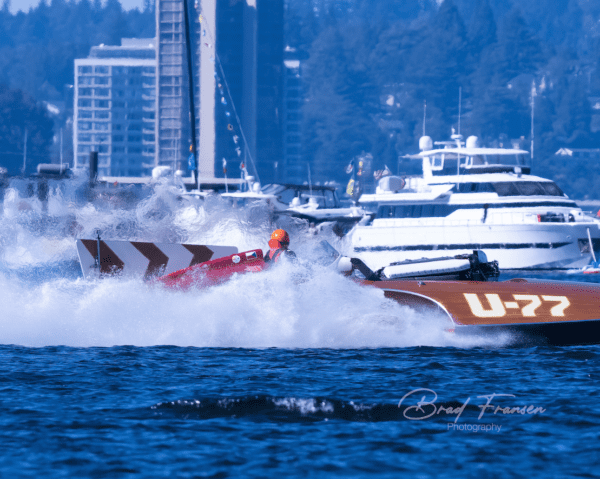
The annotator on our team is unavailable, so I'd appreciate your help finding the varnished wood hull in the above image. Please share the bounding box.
[368,279,600,346]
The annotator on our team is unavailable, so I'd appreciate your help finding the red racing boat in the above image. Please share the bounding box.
[76,238,600,346]
[154,247,600,346]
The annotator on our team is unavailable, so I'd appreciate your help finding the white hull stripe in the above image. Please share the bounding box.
[77,239,238,279]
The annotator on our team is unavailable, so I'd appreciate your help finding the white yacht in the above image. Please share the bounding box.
[348,135,600,270]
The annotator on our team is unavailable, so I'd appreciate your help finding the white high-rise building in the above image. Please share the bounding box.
[73,39,157,177]
[283,56,303,183]
[156,0,191,172]
[73,2,285,181]
[156,0,284,183]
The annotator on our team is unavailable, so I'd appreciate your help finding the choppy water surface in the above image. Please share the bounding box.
[1,177,599,477]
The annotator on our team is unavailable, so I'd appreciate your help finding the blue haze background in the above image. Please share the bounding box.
[2,0,600,196]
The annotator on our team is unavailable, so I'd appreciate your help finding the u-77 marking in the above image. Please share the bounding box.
[464,294,570,318]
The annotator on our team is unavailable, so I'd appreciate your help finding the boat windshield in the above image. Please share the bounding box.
[441,181,565,196]
[492,182,564,197]
[428,153,529,171]
[474,154,528,166]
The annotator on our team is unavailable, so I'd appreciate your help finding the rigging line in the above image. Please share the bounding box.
[198,9,261,185]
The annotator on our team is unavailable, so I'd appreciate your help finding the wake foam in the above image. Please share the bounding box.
[0,176,511,349]
[151,396,403,422]
[0,263,507,348]
[0,176,327,269]
[150,394,485,423]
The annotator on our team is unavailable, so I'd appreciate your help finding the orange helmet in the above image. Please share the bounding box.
[269,229,290,249]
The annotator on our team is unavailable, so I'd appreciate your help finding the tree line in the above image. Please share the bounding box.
[2,0,600,198]
[287,0,600,198]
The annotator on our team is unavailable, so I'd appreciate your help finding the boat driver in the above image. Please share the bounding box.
[264,229,297,264]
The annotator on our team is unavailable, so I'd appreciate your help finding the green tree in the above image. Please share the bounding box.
[302,21,389,183]
[553,76,593,145]
[408,0,469,121]
[0,84,54,175]
[468,0,496,61]
[495,8,545,83]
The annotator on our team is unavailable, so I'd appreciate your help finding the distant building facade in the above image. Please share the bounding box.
[283,56,303,183]
[73,39,157,177]
[156,0,191,172]
[198,0,284,185]
[74,2,286,181]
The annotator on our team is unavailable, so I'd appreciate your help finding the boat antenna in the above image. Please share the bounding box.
[307,162,312,198]
[423,100,426,137]
[457,86,462,137]
[531,80,535,172]
[455,87,462,183]
[182,0,198,189]
[199,8,261,186]
[60,128,63,170]
[21,128,27,176]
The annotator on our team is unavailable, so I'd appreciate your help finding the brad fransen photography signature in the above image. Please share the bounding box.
[398,389,546,431]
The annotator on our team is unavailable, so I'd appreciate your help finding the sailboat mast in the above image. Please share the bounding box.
[182,0,198,189]
[531,81,535,171]
[423,100,426,137]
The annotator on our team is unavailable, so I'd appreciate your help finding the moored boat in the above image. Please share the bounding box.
[348,135,600,270]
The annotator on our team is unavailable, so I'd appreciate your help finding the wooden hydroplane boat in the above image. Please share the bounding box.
[76,238,600,346]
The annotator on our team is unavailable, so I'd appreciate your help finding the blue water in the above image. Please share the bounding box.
[1,179,600,477]
[2,346,599,478]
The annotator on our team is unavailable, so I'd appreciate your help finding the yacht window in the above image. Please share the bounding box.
[492,181,565,197]
[515,182,545,196]
[456,183,474,193]
[540,182,564,197]
[451,183,495,193]
[378,204,455,219]
[492,182,520,196]
[278,188,297,205]
[432,155,443,169]
[398,206,413,218]
[377,206,394,218]
[433,205,452,216]
[397,205,425,218]
[422,205,435,217]
[476,183,495,193]
[323,190,336,207]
